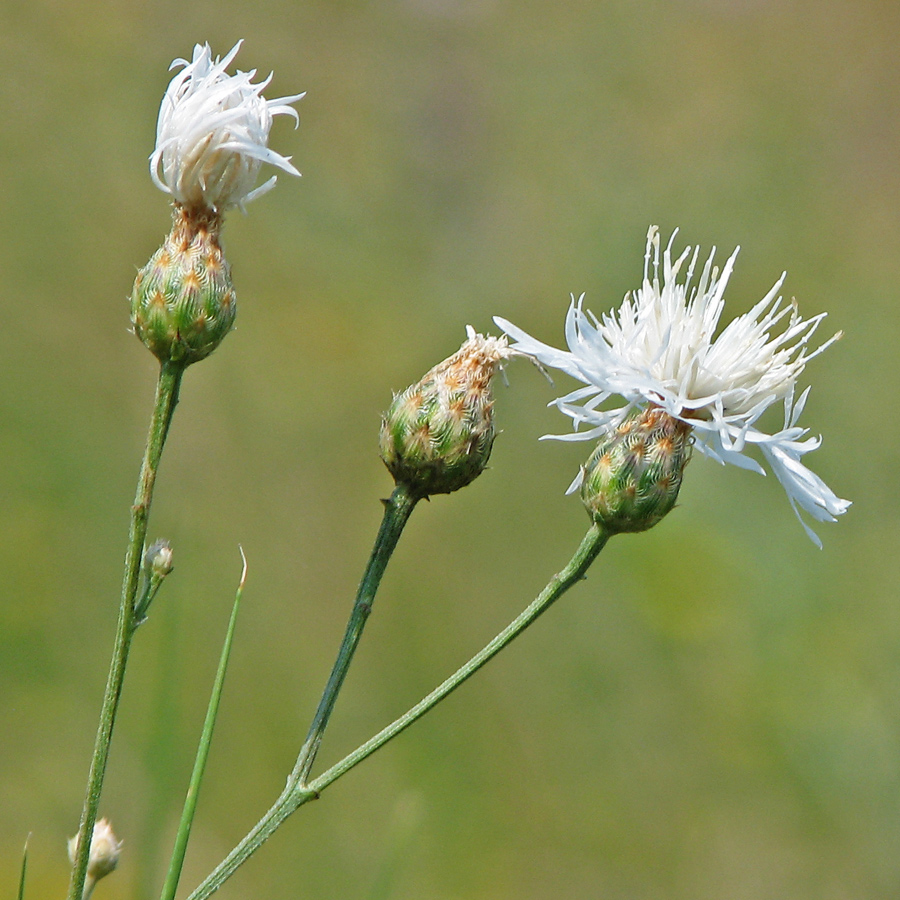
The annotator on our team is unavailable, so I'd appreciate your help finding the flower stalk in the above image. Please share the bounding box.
[68,361,185,900]
[183,484,420,900]
[308,522,610,795]
[291,482,420,786]
[186,522,610,900]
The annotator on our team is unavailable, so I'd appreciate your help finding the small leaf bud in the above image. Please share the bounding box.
[380,327,515,498]
[580,408,692,534]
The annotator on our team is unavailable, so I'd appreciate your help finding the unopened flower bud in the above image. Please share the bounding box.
[580,408,692,534]
[130,207,236,365]
[145,539,174,579]
[68,818,122,898]
[380,327,515,498]
[134,539,174,625]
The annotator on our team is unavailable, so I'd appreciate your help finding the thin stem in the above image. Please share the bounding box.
[185,522,609,900]
[68,361,185,900]
[309,522,609,793]
[291,482,420,786]
[184,483,420,900]
[184,786,312,900]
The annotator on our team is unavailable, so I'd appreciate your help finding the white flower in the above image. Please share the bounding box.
[150,41,304,213]
[494,226,850,545]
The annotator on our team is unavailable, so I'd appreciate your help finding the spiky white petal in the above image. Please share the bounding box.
[494,226,850,544]
[150,41,304,212]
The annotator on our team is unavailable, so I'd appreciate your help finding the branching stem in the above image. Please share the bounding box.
[186,521,609,900]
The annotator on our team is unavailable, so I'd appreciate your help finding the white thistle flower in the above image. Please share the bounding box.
[150,41,304,213]
[494,226,850,545]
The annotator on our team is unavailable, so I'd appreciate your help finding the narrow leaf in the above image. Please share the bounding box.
[17,835,29,900]
[159,549,247,900]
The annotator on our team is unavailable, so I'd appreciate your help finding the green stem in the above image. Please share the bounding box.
[184,787,312,900]
[68,361,185,900]
[291,482,420,785]
[309,522,609,793]
[17,835,28,900]
[185,522,609,900]
[184,483,419,900]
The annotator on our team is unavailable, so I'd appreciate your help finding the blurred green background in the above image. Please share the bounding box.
[1,0,896,898]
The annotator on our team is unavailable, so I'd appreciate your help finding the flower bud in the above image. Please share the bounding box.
[134,539,174,625]
[68,818,122,898]
[130,207,236,365]
[580,408,692,534]
[145,539,174,579]
[380,327,515,498]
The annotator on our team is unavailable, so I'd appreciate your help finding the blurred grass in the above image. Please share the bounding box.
[1,0,897,898]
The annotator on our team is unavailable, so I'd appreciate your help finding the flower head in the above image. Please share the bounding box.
[150,41,304,213]
[494,226,850,545]
[380,327,518,497]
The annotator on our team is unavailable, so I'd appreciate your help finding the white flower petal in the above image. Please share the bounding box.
[494,227,849,543]
[150,41,304,213]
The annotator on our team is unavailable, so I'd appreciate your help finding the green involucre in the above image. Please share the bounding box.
[131,209,236,365]
[380,379,496,497]
[580,408,692,534]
